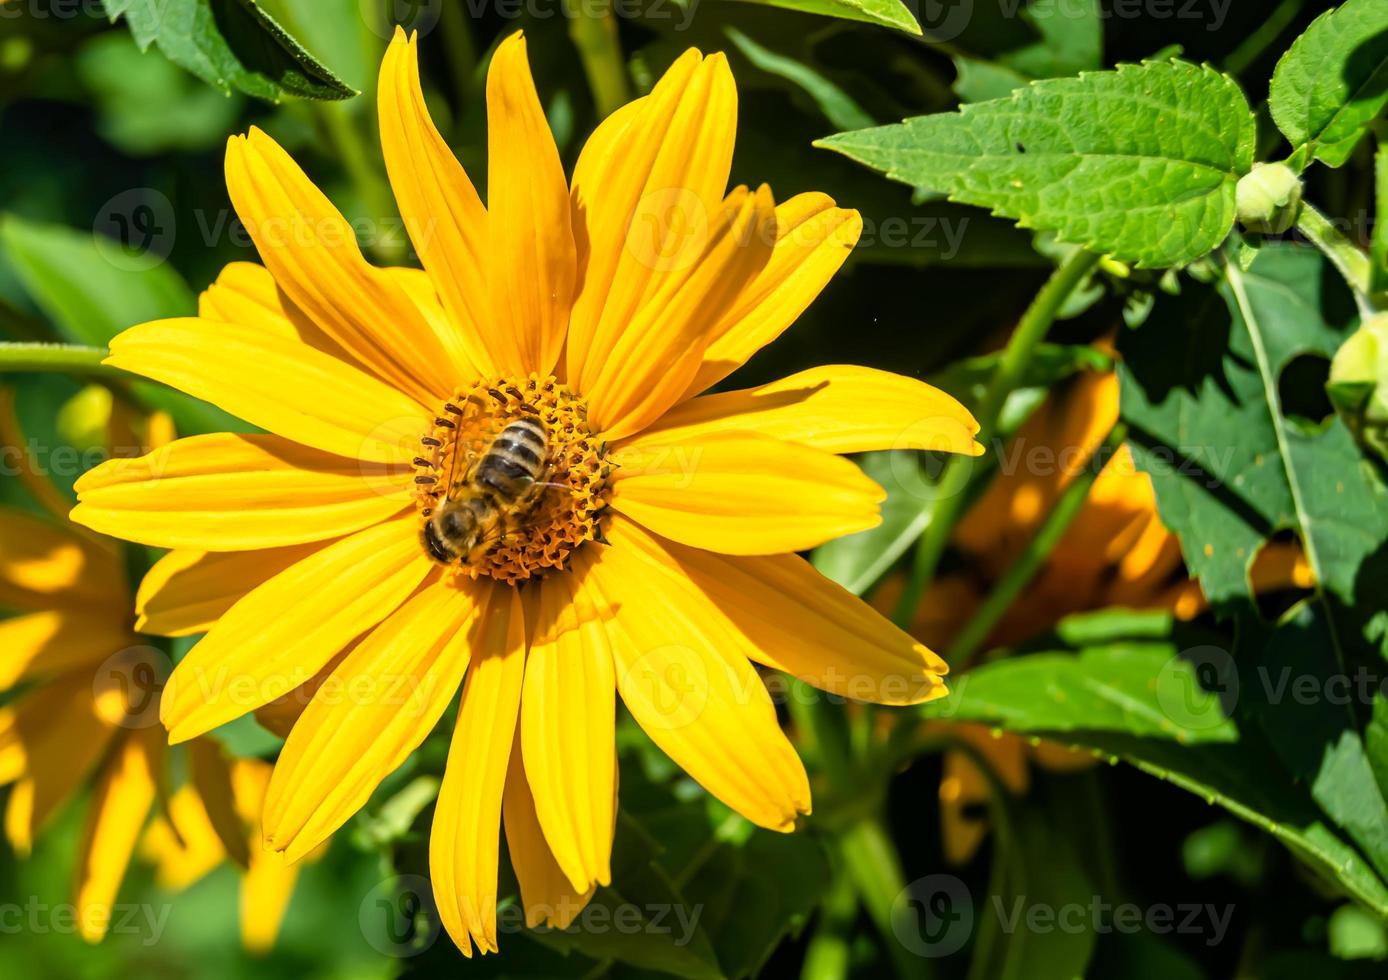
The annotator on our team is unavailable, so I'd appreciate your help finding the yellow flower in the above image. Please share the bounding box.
[71,30,981,954]
[0,393,303,947]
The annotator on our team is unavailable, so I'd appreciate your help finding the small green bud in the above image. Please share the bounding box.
[1235,163,1303,235]
[1329,313,1388,463]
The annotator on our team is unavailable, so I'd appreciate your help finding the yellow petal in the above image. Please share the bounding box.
[74,729,160,942]
[645,364,982,457]
[139,784,226,891]
[431,583,525,957]
[73,433,410,551]
[568,51,736,392]
[1,674,119,851]
[586,186,776,441]
[264,578,480,863]
[199,261,339,352]
[503,727,596,929]
[188,737,252,869]
[160,517,431,743]
[104,318,426,465]
[252,645,353,740]
[0,611,136,692]
[585,526,810,831]
[521,569,616,893]
[241,840,301,955]
[136,545,321,637]
[484,32,575,377]
[225,127,468,404]
[610,430,884,555]
[686,195,863,397]
[378,30,493,377]
[610,517,948,705]
[0,507,124,613]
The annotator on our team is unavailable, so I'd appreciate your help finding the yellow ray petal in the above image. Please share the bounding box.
[378,30,493,378]
[0,507,124,613]
[644,364,982,457]
[482,32,575,377]
[568,51,735,391]
[74,729,160,942]
[136,544,322,637]
[188,738,251,869]
[0,389,77,524]
[139,784,226,891]
[686,195,863,397]
[73,433,410,551]
[431,583,525,957]
[241,839,301,955]
[160,517,431,743]
[586,186,776,441]
[609,517,948,705]
[252,644,353,740]
[199,261,341,352]
[521,567,616,893]
[610,429,883,555]
[225,127,468,404]
[503,727,596,928]
[0,611,136,692]
[2,674,120,851]
[264,578,480,863]
[585,528,810,831]
[104,319,426,465]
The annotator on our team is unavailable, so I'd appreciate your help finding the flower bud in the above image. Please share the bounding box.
[1235,163,1302,235]
[1329,313,1388,463]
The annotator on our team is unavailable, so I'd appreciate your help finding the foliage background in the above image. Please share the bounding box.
[1,0,1386,978]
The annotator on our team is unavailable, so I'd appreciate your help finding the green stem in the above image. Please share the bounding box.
[1221,0,1302,77]
[801,871,859,980]
[1296,202,1375,316]
[944,423,1128,666]
[840,816,929,980]
[891,247,1102,627]
[564,0,631,118]
[439,0,480,110]
[0,342,127,379]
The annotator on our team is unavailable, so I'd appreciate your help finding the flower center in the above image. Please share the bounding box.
[413,376,610,585]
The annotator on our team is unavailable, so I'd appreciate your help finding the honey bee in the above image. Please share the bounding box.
[422,415,553,566]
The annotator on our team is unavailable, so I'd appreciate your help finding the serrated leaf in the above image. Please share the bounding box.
[1118,245,1383,609]
[1269,0,1388,169]
[818,60,1256,268]
[724,0,921,34]
[105,0,357,103]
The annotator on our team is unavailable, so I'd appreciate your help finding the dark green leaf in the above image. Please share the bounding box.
[723,0,921,35]
[105,0,357,103]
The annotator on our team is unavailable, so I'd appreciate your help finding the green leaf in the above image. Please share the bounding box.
[1118,245,1379,609]
[926,641,1238,743]
[682,832,830,979]
[0,214,249,436]
[817,60,1256,268]
[724,0,921,35]
[1269,0,1388,169]
[105,0,357,103]
[532,814,723,979]
[724,27,875,132]
[953,0,1103,102]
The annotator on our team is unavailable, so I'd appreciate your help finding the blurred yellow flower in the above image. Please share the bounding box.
[71,29,982,954]
[0,392,303,947]
[910,361,1312,864]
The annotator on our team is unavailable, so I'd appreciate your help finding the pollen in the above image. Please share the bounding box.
[413,375,611,585]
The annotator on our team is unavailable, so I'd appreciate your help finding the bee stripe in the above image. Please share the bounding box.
[494,439,542,468]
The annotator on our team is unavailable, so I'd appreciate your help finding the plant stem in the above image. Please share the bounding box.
[564,0,631,118]
[801,872,859,980]
[439,0,481,111]
[945,423,1128,666]
[0,342,126,379]
[892,247,1102,627]
[1221,0,1302,77]
[1296,202,1375,316]
[840,816,929,980]
[318,103,405,265]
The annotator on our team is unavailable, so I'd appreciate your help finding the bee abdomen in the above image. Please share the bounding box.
[477,419,548,501]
